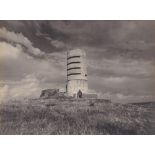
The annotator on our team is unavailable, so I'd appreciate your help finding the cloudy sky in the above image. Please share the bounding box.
[0,21,155,103]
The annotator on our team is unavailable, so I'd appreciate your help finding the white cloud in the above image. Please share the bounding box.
[0,42,20,60]
[51,40,65,49]
[0,27,31,46]
[0,27,44,58]
[10,74,41,98]
[0,74,42,103]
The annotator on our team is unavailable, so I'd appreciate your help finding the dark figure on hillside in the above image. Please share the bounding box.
[77,89,82,98]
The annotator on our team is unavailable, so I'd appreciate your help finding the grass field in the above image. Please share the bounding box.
[0,99,154,135]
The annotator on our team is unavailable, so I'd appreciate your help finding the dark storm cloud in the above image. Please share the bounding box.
[1,20,155,60]
[0,21,69,55]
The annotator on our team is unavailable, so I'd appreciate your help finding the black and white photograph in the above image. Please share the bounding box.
[0,20,154,135]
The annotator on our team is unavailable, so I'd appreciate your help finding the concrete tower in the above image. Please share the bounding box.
[66,49,88,97]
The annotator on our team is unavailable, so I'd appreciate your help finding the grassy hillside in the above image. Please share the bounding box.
[0,99,154,135]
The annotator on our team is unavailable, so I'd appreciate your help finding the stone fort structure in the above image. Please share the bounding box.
[40,49,98,99]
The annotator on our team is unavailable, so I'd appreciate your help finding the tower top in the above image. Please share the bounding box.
[67,49,86,57]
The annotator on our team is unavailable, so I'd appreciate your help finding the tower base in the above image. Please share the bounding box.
[67,79,88,97]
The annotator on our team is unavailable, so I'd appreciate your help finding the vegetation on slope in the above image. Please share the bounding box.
[0,99,154,135]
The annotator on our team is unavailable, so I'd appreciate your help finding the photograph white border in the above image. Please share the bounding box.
[0,0,154,155]
[0,0,155,20]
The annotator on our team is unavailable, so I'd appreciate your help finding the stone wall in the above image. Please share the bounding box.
[40,89,60,99]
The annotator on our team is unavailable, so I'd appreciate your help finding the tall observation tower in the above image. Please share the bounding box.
[66,49,88,97]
